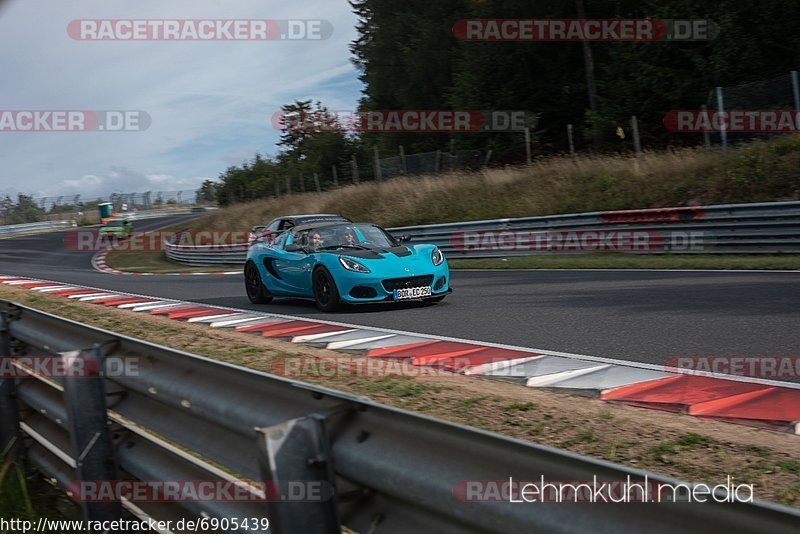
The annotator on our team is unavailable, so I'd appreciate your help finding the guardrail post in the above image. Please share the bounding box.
[716,86,728,155]
[0,309,21,458]
[256,414,340,534]
[62,346,122,523]
[350,155,360,184]
[373,146,382,181]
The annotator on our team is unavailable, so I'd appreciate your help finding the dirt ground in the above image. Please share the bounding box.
[1,283,798,507]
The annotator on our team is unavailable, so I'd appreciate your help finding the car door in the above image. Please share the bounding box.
[272,230,315,296]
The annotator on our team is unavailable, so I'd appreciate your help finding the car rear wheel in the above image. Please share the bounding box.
[313,268,340,312]
[244,261,273,304]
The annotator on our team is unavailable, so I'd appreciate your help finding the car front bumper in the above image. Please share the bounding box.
[337,269,451,304]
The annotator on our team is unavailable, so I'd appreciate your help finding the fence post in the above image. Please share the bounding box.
[630,116,642,156]
[373,146,382,181]
[0,309,20,459]
[435,150,441,173]
[63,346,122,522]
[331,166,338,188]
[256,415,339,534]
[701,105,711,151]
[792,71,800,112]
[274,180,280,198]
[399,146,407,174]
[299,175,306,193]
[351,155,360,184]
[567,124,575,155]
[524,128,532,165]
[313,173,321,193]
[716,86,728,155]
[483,150,493,167]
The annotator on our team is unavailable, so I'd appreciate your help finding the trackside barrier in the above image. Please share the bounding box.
[0,209,199,240]
[0,220,75,237]
[2,302,799,533]
[125,207,198,221]
[163,200,800,265]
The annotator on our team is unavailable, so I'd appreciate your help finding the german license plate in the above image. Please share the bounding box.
[394,286,432,300]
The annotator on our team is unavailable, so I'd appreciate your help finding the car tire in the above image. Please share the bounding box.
[313,267,340,312]
[244,261,273,304]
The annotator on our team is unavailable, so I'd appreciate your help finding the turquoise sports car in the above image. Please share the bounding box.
[244,221,450,311]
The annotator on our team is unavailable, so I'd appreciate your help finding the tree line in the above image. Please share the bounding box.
[205,0,800,206]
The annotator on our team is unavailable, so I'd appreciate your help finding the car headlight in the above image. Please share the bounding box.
[339,256,371,273]
[432,247,444,266]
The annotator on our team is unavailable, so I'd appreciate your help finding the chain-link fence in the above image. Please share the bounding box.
[282,147,490,196]
[109,190,199,211]
[705,70,800,151]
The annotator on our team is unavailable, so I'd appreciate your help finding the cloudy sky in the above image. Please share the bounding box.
[0,0,362,200]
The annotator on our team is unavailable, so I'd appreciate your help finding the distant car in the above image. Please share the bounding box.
[98,218,132,239]
[248,214,352,246]
[244,221,450,311]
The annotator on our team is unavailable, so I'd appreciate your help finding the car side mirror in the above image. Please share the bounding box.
[399,235,411,244]
[285,244,306,253]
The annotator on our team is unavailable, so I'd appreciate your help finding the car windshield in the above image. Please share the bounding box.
[306,224,396,251]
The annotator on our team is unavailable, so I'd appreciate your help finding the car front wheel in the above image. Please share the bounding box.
[313,268,340,312]
[244,261,273,304]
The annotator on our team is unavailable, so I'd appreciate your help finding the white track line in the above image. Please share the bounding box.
[9,273,800,390]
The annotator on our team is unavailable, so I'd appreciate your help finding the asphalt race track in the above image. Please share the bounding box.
[1,214,799,370]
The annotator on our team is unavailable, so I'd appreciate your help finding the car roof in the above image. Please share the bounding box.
[283,214,348,219]
[276,214,351,223]
[291,221,378,233]
[253,215,352,231]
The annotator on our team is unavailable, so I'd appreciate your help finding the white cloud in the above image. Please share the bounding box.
[0,0,362,198]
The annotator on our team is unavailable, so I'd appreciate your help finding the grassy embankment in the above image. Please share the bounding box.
[109,136,800,271]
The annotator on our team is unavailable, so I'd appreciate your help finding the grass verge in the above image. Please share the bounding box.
[103,250,240,274]
[188,136,800,231]
[104,251,800,275]
[0,456,81,524]
[1,284,799,507]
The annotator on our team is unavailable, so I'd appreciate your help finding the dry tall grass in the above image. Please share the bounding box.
[187,136,800,231]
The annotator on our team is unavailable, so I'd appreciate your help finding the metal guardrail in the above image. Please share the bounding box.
[163,200,800,265]
[1,302,799,533]
[125,207,199,221]
[0,220,75,237]
[0,209,199,240]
